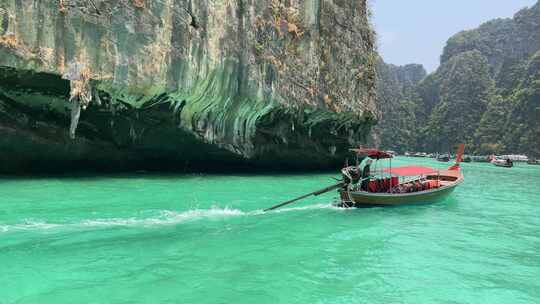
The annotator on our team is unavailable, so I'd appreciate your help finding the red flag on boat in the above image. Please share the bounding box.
[449,144,465,170]
[455,144,465,163]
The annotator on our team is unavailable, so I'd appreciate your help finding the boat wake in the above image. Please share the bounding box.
[0,204,342,234]
[271,203,343,213]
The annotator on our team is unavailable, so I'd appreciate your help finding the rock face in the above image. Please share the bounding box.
[441,3,540,84]
[374,60,426,152]
[0,0,377,173]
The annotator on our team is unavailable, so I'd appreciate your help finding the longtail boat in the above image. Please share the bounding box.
[263,145,465,212]
[337,144,465,207]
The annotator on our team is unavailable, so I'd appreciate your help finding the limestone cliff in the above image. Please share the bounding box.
[0,0,377,173]
[375,1,540,156]
[374,59,426,152]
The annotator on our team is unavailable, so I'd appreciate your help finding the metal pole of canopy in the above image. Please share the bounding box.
[389,157,392,193]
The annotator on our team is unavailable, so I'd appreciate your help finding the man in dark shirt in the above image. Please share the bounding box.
[361,159,372,191]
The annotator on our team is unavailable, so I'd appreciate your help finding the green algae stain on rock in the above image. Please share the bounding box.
[0,0,377,173]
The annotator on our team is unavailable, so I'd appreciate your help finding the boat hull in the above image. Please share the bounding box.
[338,182,460,207]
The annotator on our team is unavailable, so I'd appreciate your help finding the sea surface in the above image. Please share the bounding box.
[1,157,539,304]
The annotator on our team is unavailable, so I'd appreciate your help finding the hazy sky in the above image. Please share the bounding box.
[371,0,537,72]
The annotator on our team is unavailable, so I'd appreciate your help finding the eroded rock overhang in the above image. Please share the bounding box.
[0,0,377,173]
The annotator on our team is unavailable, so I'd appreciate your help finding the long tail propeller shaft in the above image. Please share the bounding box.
[263,182,344,212]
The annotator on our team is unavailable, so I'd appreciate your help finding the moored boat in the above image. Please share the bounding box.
[471,155,490,162]
[337,145,465,207]
[500,155,529,162]
[437,153,450,162]
[462,155,472,163]
[385,150,397,157]
[527,159,540,165]
[491,158,513,168]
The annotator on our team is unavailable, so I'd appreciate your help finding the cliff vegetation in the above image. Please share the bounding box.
[377,1,540,157]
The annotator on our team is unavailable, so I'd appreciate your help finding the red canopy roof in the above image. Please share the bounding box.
[383,166,437,176]
[350,148,393,159]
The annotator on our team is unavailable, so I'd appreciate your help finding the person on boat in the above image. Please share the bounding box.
[361,159,372,191]
[342,166,361,185]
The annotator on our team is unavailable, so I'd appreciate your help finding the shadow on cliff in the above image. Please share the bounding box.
[0,67,374,175]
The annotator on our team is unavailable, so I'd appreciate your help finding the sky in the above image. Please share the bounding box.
[371,0,537,72]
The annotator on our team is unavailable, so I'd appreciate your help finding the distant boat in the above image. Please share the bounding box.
[492,158,513,168]
[500,154,529,162]
[471,155,490,162]
[461,155,472,163]
[527,159,540,165]
[385,150,397,157]
[437,154,450,162]
[337,145,465,207]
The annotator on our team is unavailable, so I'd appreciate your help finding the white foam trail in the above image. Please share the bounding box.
[80,207,247,228]
[271,203,344,213]
[0,204,342,233]
[0,220,62,233]
[0,207,248,233]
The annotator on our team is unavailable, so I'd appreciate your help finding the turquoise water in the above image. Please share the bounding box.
[1,157,539,303]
